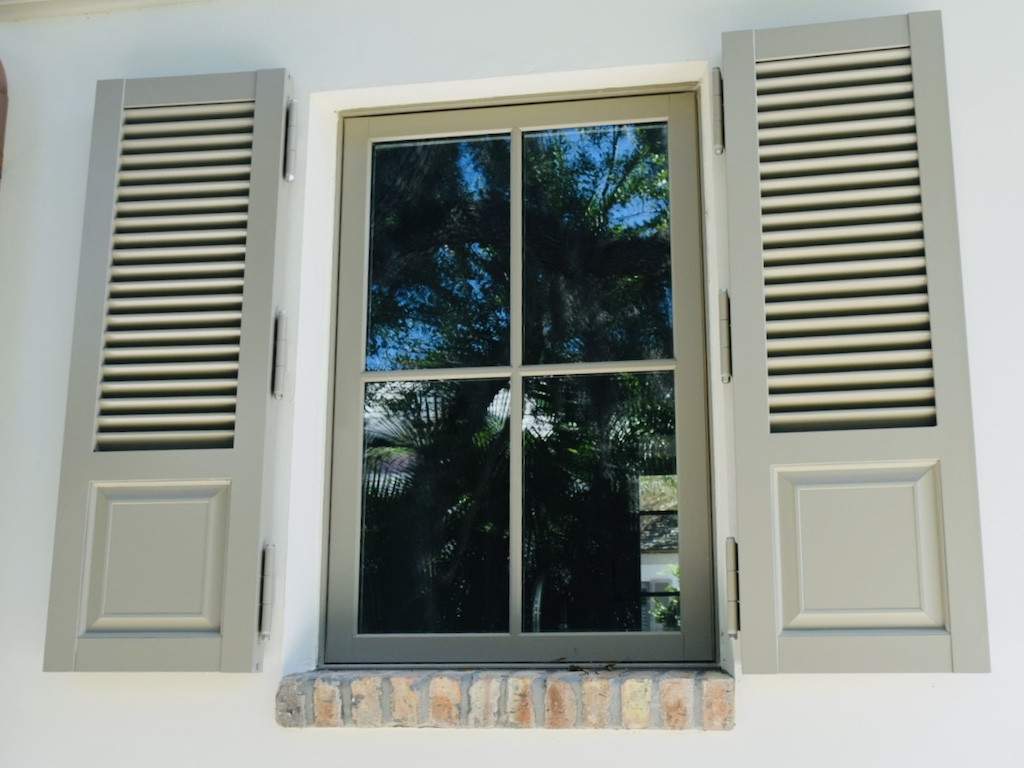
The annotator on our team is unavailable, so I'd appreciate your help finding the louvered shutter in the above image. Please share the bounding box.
[44,70,288,671]
[723,12,989,672]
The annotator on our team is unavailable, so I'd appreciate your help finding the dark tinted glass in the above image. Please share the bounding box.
[522,123,673,364]
[522,372,678,632]
[366,135,511,371]
[359,379,510,633]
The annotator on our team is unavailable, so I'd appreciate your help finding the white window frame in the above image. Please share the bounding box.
[275,61,737,674]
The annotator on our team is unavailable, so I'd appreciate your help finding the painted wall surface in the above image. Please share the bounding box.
[1,0,1022,765]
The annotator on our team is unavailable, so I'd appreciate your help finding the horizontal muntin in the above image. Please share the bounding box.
[761,202,922,230]
[122,116,255,138]
[101,378,238,395]
[118,164,251,184]
[97,415,236,433]
[107,294,244,312]
[124,102,254,122]
[107,277,245,295]
[112,244,247,263]
[117,180,251,200]
[112,229,248,247]
[762,238,924,266]
[760,185,921,213]
[766,311,931,338]
[766,348,933,374]
[765,293,930,319]
[759,115,916,144]
[104,327,241,345]
[103,344,240,362]
[101,360,240,379]
[761,167,919,195]
[757,99,916,128]
[763,256,925,284]
[758,132,917,161]
[759,149,919,177]
[766,330,931,355]
[116,196,250,215]
[114,212,249,231]
[104,310,243,328]
[770,405,936,431]
[110,261,244,280]
[99,395,238,412]
[757,81,914,110]
[756,48,911,77]
[768,368,934,393]
[120,133,252,153]
[768,386,935,411]
[762,221,923,247]
[119,148,253,169]
[95,430,235,449]
[756,64,912,95]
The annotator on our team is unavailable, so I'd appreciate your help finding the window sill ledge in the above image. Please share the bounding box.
[276,669,734,730]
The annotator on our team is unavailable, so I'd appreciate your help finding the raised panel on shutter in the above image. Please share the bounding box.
[44,70,288,672]
[723,12,989,672]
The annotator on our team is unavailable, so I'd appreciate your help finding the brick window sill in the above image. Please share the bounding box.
[276,669,734,730]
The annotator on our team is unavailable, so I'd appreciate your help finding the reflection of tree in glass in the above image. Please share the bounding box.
[359,123,680,638]
[366,136,511,371]
[524,123,672,364]
[523,373,677,632]
[359,379,511,633]
[651,566,681,631]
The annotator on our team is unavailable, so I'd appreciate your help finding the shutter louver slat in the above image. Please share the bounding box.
[755,45,935,431]
[118,164,252,184]
[758,98,917,128]
[754,47,912,75]
[96,99,256,451]
[757,82,915,110]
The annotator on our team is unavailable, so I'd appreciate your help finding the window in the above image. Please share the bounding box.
[42,9,988,680]
[325,94,714,664]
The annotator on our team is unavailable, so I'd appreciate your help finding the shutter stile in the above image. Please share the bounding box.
[755,46,936,432]
[97,100,256,450]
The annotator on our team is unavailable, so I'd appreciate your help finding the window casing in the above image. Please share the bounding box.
[325,93,714,665]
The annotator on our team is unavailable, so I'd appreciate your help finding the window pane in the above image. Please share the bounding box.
[366,135,511,371]
[522,372,678,632]
[523,123,673,364]
[359,379,510,633]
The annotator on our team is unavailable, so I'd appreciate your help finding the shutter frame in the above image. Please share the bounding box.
[44,69,288,672]
[723,12,989,673]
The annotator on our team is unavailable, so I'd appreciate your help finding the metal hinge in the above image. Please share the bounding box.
[711,66,725,155]
[726,537,740,637]
[718,289,733,383]
[270,311,286,399]
[283,98,297,182]
[258,544,275,640]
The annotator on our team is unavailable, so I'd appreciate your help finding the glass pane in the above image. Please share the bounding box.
[522,372,678,632]
[523,123,673,364]
[366,135,511,371]
[359,379,510,633]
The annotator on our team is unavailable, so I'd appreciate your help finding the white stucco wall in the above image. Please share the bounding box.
[1,0,1022,765]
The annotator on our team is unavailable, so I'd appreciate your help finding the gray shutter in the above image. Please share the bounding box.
[43,70,288,671]
[723,12,989,672]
